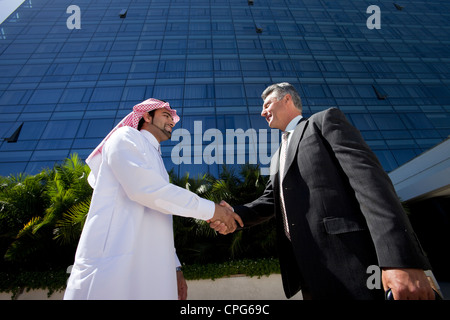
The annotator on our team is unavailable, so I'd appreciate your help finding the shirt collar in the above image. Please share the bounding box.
[140,129,161,154]
[284,115,303,133]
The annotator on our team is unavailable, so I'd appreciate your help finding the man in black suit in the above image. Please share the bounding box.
[212,83,435,300]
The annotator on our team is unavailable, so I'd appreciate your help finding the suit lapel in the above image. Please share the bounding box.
[282,117,308,181]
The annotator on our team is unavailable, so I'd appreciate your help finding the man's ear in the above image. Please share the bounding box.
[142,112,153,123]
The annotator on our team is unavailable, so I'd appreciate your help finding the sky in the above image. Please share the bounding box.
[0,0,26,25]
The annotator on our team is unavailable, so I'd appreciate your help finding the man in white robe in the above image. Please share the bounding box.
[64,99,242,300]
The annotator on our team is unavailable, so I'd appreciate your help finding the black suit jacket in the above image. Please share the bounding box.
[234,108,431,299]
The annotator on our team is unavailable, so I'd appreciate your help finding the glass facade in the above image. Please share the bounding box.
[0,0,449,177]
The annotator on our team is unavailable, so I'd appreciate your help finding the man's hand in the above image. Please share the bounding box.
[382,268,436,300]
[208,200,243,235]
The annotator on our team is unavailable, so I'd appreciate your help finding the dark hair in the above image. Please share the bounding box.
[137,110,156,130]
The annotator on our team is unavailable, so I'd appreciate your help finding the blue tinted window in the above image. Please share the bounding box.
[187,60,213,72]
[214,59,239,71]
[91,87,123,102]
[427,114,450,128]
[348,114,378,131]
[329,85,360,98]
[41,120,80,139]
[19,64,49,76]
[372,114,406,130]
[29,89,63,104]
[48,63,77,76]
[153,85,184,100]
[83,119,115,138]
[215,84,245,99]
[400,113,434,129]
[0,162,27,176]
[60,88,87,103]
[159,60,185,73]
[184,84,214,99]
[122,86,146,101]
[74,62,104,75]
[131,61,158,73]
[0,64,21,78]
[16,122,46,140]
[31,150,70,161]
[301,84,332,98]
[0,91,27,105]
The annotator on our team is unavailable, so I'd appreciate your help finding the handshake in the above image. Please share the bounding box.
[207,200,243,235]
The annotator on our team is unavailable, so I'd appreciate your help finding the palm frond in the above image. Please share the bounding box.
[4,217,44,262]
[54,198,91,245]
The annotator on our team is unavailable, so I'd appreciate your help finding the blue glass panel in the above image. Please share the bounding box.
[427,114,450,128]
[41,120,81,139]
[301,84,332,98]
[0,91,27,105]
[0,151,32,162]
[19,64,49,77]
[153,85,184,100]
[60,88,87,103]
[0,162,27,175]
[31,150,70,161]
[90,87,123,102]
[48,63,77,76]
[400,113,434,129]
[348,114,378,131]
[122,86,146,101]
[83,119,115,138]
[184,84,214,99]
[16,121,47,140]
[74,62,104,75]
[186,60,213,71]
[37,140,73,150]
[29,89,63,104]
[372,114,406,130]
[131,61,158,73]
[0,65,21,79]
[215,84,245,99]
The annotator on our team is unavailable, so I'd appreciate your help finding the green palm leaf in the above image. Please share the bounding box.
[54,199,90,245]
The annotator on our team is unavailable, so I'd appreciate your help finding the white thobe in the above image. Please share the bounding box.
[64,127,215,300]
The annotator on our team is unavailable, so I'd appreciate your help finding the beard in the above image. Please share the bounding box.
[155,122,172,139]
[161,127,172,138]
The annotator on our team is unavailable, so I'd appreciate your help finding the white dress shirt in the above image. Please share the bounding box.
[278,115,302,239]
[283,115,303,148]
[64,126,215,300]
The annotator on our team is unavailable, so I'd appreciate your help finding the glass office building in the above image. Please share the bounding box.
[0,0,449,178]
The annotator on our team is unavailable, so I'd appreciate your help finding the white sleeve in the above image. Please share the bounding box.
[104,129,215,221]
[175,251,181,268]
